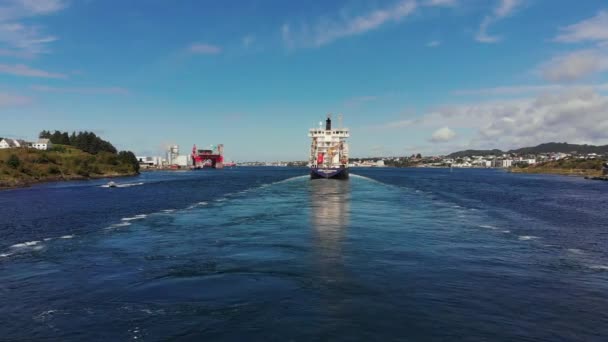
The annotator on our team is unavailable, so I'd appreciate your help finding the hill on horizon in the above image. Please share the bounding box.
[448,142,608,158]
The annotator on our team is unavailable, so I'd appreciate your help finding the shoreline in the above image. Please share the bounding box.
[508,167,602,178]
[0,172,139,191]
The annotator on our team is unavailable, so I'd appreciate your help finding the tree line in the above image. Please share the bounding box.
[38,130,139,173]
[39,130,117,155]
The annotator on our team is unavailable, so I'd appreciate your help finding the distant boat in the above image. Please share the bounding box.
[107,181,117,188]
[309,114,350,180]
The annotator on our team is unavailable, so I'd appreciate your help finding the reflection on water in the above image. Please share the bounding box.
[309,180,352,326]
[309,180,351,264]
[309,179,351,292]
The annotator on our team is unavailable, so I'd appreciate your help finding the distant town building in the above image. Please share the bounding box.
[136,156,163,168]
[32,138,52,150]
[0,138,30,149]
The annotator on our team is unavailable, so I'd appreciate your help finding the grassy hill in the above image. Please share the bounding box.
[511,158,604,177]
[449,142,608,158]
[510,142,608,154]
[0,145,139,189]
[447,149,504,158]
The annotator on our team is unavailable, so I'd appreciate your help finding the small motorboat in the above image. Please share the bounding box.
[107,181,117,188]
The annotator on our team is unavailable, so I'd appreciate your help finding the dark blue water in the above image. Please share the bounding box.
[1,167,607,341]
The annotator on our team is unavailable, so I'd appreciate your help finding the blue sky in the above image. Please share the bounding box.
[1,0,608,160]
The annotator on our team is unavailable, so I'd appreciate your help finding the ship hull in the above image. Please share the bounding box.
[310,167,349,180]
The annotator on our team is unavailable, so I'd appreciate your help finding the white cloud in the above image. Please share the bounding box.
[0,47,30,58]
[427,40,441,47]
[541,49,608,82]
[377,87,608,149]
[282,0,416,48]
[0,63,65,78]
[425,0,457,6]
[0,0,65,56]
[494,0,520,18]
[554,10,608,44]
[0,0,65,19]
[188,43,221,55]
[31,85,129,95]
[430,127,456,142]
[438,88,608,148]
[0,92,30,107]
[475,0,522,43]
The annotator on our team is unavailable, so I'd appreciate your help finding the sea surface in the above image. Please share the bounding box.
[1,167,607,341]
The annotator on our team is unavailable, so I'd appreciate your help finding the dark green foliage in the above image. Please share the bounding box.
[39,130,117,155]
[50,145,67,153]
[49,166,61,175]
[7,154,20,169]
[118,151,140,173]
[29,130,140,177]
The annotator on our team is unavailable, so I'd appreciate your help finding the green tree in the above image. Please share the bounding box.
[118,151,140,173]
[7,154,20,169]
[60,132,70,145]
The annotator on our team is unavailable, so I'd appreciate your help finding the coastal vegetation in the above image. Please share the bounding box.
[510,158,604,177]
[449,142,608,158]
[38,130,118,155]
[0,132,139,189]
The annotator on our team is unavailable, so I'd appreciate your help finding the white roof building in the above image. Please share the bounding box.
[0,138,29,149]
[32,138,52,150]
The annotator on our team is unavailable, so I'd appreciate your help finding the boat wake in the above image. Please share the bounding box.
[100,182,144,188]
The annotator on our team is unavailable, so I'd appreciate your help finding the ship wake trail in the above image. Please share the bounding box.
[349,173,388,185]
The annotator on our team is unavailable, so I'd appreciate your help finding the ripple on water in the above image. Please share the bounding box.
[589,265,608,271]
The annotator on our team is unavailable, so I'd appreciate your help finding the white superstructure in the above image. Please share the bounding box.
[308,115,349,168]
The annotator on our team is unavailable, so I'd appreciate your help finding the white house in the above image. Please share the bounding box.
[0,138,29,149]
[32,138,52,150]
[0,139,12,149]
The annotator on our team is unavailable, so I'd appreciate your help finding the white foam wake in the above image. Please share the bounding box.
[518,235,539,241]
[121,214,147,221]
[100,182,144,188]
[478,225,498,230]
[105,222,132,229]
[10,240,41,248]
[349,174,386,185]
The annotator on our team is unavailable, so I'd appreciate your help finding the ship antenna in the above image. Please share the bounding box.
[338,113,343,128]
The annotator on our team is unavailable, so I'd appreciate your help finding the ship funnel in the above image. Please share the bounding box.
[326,114,332,131]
